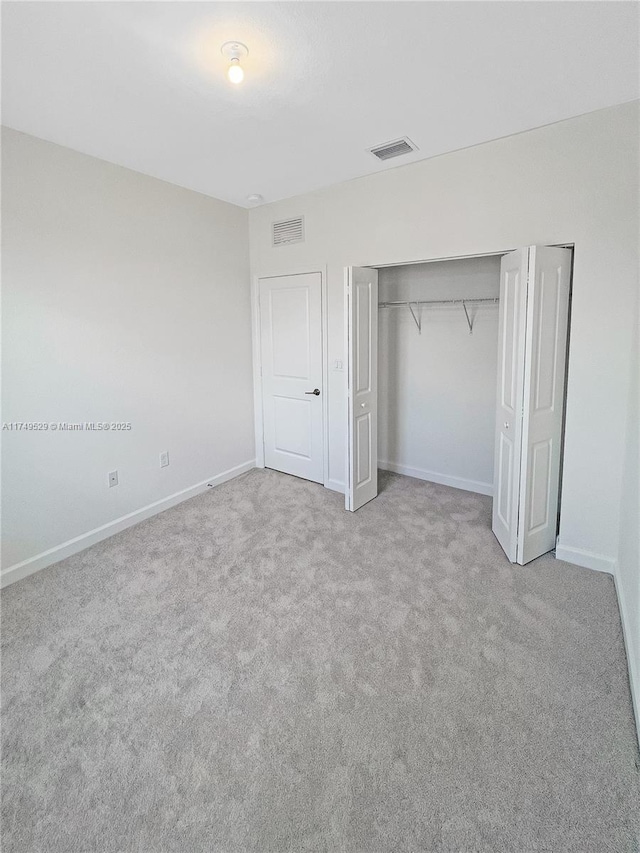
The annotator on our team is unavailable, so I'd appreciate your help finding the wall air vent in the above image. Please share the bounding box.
[369,137,418,161]
[272,217,305,246]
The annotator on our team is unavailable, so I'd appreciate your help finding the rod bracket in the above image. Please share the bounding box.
[462,300,473,334]
[408,302,421,333]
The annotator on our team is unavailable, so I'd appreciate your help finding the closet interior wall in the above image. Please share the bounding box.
[378,256,501,495]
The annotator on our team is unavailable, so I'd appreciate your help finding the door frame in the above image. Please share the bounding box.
[251,267,329,487]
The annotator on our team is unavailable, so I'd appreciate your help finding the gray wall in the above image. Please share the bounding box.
[2,128,255,572]
[617,296,639,728]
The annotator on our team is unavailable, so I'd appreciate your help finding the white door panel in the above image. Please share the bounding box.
[270,288,310,378]
[273,397,312,457]
[346,266,378,511]
[492,246,571,565]
[492,248,529,561]
[517,246,571,564]
[260,273,323,483]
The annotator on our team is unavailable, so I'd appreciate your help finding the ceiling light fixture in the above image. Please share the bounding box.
[221,41,248,85]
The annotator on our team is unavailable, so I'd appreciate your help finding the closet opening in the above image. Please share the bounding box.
[376,255,501,498]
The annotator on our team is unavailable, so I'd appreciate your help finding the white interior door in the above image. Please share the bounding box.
[259,273,324,484]
[345,266,378,511]
[492,246,571,564]
[492,248,529,560]
[517,246,571,564]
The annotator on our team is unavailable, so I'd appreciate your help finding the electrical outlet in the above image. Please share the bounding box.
[160,451,169,468]
[108,470,118,488]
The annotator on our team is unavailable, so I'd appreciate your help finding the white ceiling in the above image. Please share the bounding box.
[2,2,638,208]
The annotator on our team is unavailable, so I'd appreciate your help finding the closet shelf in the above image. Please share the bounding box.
[378,297,499,334]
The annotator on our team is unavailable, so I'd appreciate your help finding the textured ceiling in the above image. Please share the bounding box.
[2,2,638,207]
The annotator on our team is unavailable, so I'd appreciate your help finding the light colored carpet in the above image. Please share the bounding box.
[2,468,639,853]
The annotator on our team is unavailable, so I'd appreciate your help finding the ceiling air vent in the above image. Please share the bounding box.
[273,217,305,247]
[369,137,418,161]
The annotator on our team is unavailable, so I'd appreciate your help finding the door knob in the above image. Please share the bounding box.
[305,388,320,396]
[504,421,510,429]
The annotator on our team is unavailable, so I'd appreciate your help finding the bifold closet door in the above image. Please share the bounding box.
[345,266,378,511]
[492,246,571,565]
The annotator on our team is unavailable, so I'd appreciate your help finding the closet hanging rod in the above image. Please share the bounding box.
[378,297,499,307]
[378,297,499,334]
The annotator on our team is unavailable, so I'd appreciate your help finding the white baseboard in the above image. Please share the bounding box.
[554,543,616,575]
[0,460,255,589]
[613,569,640,749]
[325,479,345,494]
[378,460,493,497]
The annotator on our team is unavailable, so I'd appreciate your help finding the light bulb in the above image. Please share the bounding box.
[221,42,248,85]
[227,58,244,84]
